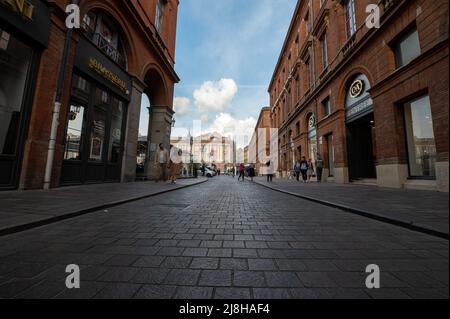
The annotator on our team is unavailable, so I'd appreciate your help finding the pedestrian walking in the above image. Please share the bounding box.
[168,147,183,184]
[299,156,309,183]
[316,153,324,183]
[247,164,256,182]
[266,160,274,182]
[238,163,246,182]
[307,158,315,183]
[155,143,169,183]
[294,160,301,181]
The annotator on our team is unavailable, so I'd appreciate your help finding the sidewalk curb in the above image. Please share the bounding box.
[254,181,449,240]
[0,179,208,237]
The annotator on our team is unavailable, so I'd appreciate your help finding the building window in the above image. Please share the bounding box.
[394,27,421,68]
[295,122,300,136]
[82,11,127,69]
[0,30,10,50]
[306,59,311,89]
[155,0,165,35]
[404,95,437,178]
[305,14,310,35]
[345,0,357,39]
[64,104,86,161]
[320,34,328,69]
[322,97,331,117]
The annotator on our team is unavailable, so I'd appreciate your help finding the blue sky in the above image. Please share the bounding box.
[140,0,297,144]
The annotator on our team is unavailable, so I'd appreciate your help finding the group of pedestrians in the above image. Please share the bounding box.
[293,154,324,183]
[237,163,256,182]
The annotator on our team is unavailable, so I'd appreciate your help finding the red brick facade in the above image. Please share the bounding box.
[1,0,179,189]
[249,107,272,174]
[268,0,449,191]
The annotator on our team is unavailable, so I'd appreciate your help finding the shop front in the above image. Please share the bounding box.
[345,74,377,181]
[0,0,50,189]
[60,36,131,185]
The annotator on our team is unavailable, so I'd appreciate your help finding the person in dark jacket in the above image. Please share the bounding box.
[247,164,256,182]
[299,156,309,183]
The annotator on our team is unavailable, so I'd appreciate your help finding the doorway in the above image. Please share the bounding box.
[346,113,376,181]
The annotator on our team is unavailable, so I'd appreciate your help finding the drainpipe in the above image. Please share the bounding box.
[43,0,79,190]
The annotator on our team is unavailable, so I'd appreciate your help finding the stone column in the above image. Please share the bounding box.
[146,105,175,180]
[121,78,145,183]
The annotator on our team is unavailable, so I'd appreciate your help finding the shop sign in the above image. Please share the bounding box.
[88,58,128,94]
[346,96,373,121]
[0,0,50,47]
[0,0,34,20]
[349,79,365,98]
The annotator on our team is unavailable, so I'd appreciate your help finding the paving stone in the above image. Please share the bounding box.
[233,249,258,258]
[183,248,209,257]
[133,285,177,299]
[130,269,169,284]
[220,258,248,270]
[214,287,251,299]
[104,255,140,267]
[164,269,201,286]
[253,288,292,299]
[174,286,214,299]
[248,259,277,271]
[190,258,219,270]
[198,270,232,287]
[207,249,232,258]
[93,283,141,299]
[233,271,266,287]
[157,247,185,257]
[133,256,165,268]
[97,267,139,282]
[265,272,303,288]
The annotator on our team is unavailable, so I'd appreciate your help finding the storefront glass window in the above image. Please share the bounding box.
[64,104,85,160]
[109,97,124,163]
[0,30,33,155]
[404,95,437,178]
[89,107,107,162]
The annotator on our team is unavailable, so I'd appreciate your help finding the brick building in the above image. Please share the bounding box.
[248,107,272,175]
[0,0,180,190]
[268,0,448,191]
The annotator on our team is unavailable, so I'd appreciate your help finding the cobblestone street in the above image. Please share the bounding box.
[0,177,448,299]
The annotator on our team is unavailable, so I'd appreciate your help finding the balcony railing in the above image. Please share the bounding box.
[83,23,127,69]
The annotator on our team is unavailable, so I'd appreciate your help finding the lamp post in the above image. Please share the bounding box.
[189,132,194,177]
[290,138,295,169]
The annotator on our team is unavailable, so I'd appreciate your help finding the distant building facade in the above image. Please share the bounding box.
[171,132,236,172]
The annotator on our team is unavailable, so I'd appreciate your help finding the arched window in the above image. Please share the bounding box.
[82,10,128,70]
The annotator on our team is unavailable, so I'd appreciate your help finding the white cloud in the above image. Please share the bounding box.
[205,113,257,146]
[193,79,238,113]
[173,97,191,115]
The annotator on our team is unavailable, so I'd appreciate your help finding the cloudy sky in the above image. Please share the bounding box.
[140,0,297,146]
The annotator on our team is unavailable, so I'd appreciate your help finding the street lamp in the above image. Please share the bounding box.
[189,131,194,177]
[290,138,295,169]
